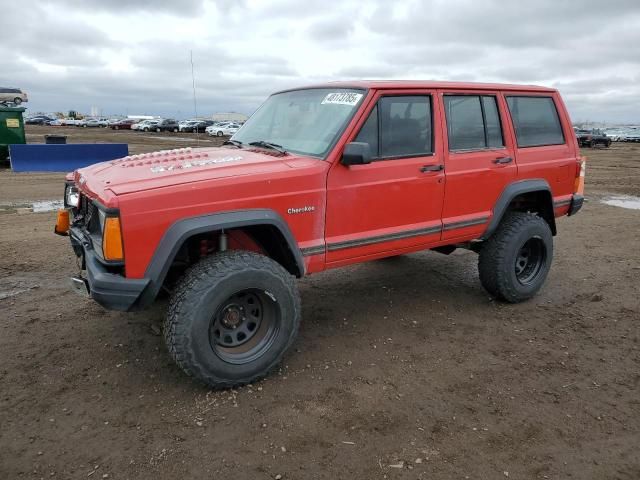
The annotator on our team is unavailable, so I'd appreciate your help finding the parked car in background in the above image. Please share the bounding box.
[97,118,111,127]
[575,129,611,148]
[110,119,137,130]
[138,120,161,132]
[60,118,82,126]
[131,120,154,131]
[178,119,197,131]
[185,120,214,133]
[604,129,627,142]
[154,119,180,132]
[205,121,232,135]
[25,116,55,125]
[77,118,102,128]
[623,129,640,142]
[178,120,197,132]
[0,87,28,105]
[208,123,241,136]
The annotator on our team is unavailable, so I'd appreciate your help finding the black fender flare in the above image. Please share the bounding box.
[480,179,555,240]
[135,209,304,309]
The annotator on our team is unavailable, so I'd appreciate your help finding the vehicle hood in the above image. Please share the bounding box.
[74,146,313,201]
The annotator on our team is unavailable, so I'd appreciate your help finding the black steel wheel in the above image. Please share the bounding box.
[209,289,280,364]
[165,251,300,388]
[479,212,553,303]
[514,237,546,286]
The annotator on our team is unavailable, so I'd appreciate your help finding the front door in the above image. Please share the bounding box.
[325,91,445,265]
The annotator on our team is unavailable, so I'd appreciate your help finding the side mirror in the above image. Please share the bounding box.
[341,142,372,166]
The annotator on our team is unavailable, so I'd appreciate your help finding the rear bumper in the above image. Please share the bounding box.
[568,194,584,216]
[70,231,149,312]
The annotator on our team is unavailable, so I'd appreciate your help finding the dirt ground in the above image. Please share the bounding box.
[1,130,639,479]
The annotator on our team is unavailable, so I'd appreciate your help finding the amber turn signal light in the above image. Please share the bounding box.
[54,209,70,236]
[103,217,124,261]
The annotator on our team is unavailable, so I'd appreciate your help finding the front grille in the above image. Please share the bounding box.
[73,195,100,234]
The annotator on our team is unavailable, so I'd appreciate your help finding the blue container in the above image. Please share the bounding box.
[9,143,128,172]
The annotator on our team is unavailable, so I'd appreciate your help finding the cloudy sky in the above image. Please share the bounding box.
[2,0,639,123]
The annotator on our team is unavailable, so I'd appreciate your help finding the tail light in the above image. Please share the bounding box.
[574,156,586,195]
[103,217,124,261]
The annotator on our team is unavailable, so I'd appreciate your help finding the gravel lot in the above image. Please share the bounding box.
[1,128,639,479]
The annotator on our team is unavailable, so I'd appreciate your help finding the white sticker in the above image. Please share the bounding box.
[321,92,363,106]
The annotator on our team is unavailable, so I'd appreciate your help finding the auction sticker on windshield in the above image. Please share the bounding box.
[321,92,363,106]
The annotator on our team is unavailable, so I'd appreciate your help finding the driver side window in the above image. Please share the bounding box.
[354,95,432,160]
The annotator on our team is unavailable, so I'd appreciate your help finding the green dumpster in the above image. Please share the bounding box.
[0,105,26,163]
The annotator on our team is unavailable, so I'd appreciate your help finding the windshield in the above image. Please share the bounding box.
[232,88,366,158]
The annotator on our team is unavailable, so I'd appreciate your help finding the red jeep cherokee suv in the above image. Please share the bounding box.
[56,81,585,388]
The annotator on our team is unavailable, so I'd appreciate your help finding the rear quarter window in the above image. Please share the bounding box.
[506,96,565,147]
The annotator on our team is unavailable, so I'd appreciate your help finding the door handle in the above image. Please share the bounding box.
[493,156,513,164]
[420,164,444,172]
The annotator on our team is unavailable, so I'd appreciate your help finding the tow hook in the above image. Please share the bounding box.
[70,276,90,296]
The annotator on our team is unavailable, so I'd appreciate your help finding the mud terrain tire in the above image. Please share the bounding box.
[165,250,300,388]
[478,212,553,303]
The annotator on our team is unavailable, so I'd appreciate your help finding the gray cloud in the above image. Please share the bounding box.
[44,0,206,16]
[1,0,639,122]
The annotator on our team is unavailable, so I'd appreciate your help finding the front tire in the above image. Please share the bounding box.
[478,212,553,303]
[13,97,22,105]
[217,131,223,136]
[165,251,301,388]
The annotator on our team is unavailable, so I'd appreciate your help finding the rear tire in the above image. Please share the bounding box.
[114,126,119,130]
[217,131,223,136]
[165,251,301,388]
[589,139,596,148]
[478,212,553,303]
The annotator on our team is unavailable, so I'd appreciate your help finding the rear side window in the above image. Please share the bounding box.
[444,95,504,151]
[506,96,565,147]
[355,95,432,159]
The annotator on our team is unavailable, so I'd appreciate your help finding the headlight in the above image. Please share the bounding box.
[65,184,80,207]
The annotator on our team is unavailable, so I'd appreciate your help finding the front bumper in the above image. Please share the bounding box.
[70,230,149,311]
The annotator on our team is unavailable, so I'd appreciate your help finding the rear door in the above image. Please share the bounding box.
[438,91,518,240]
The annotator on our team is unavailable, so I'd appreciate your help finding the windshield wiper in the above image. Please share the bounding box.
[248,140,287,154]
[223,139,243,148]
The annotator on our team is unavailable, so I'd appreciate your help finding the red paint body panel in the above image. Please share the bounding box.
[68,81,581,287]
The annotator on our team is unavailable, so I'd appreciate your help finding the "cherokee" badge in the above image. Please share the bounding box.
[287,206,315,215]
